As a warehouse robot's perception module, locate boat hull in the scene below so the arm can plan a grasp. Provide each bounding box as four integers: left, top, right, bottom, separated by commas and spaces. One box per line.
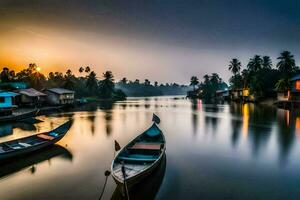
0, 135, 65, 162
112, 151, 165, 190
0, 120, 72, 162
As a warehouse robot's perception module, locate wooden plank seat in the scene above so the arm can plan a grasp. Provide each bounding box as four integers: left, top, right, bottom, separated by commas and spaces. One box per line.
37, 134, 55, 140
18, 142, 31, 147
128, 143, 162, 150
118, 154, 159, 162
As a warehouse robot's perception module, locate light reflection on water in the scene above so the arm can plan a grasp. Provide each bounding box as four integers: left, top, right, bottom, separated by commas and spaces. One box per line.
1, 96, 300, 199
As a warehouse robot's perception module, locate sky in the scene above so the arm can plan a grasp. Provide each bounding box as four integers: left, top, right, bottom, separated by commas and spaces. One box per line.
0, 0, 300, 84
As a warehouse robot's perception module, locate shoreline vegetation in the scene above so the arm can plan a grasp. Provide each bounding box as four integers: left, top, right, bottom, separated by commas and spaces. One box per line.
0, 64, 191, 103
187, 50, 299, 107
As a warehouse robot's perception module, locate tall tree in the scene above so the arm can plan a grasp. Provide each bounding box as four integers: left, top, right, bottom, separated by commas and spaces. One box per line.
79, 67, 84, 73
86, 71, 98, 92
120, 77, 127, 84
276, 51, 296, 76
262, 56, 272, 69
228, 58, 241, 75
144, 79, 151, 85
247, 55, 263, 72
85, 66, 91, 73
275, 78, 290, 92
99, 71, 115, 98
190, 76, 199, 91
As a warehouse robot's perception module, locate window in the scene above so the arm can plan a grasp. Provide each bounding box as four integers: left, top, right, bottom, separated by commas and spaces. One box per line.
296, 81, 300, 90
0, 97, 5, 103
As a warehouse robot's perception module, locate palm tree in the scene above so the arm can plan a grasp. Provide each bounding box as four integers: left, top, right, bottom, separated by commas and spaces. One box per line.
79, 67, 84, 73
103, 71, 114, 82
275, 78, 290, 92
85, 66, 91, 73
120, 77, 127, 84
190, 76, 199, 91
86, 71, 98, 91
247, 55, 262, 72
228, 58, 241, 75
262, 56, 272, 69
99, 71, 115, 98
276, 51, 296, 75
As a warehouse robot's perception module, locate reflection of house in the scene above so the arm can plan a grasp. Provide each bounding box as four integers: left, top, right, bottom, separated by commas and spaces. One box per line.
18, 88, 47, 106
45, 88, 75, 105
0, 91, 19, 116
216, 89, 229, 101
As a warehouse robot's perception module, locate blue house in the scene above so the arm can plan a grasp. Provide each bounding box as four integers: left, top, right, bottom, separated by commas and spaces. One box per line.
0, 91, 19, 109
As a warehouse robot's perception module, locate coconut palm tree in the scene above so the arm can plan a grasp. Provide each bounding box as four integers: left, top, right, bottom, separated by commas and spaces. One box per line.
228, 58, 241, 75
262, 56, 272, 69
247, 55, 262, 72
276, 51, 296, 75
190, 76, 199, 91
79, 67, 84, 73
99, 71, 115, 98
85, 66, 91, 73
275, 78, 290, 92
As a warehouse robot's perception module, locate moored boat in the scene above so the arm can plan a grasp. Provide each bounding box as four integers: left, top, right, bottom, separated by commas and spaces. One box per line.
111, 114, 166, 191
0, 120, 72, 161
0, 109, 39, 123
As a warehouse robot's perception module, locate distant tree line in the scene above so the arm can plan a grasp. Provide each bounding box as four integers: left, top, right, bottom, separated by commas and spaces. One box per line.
116, 78, 191, 97
0, 64, 126, 100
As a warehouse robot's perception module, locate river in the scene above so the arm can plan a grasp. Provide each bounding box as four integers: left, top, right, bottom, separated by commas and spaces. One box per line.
1, 96, 300, 200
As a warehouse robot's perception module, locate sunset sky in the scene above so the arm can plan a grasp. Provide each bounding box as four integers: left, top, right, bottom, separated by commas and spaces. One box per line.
0, 0, 299, 83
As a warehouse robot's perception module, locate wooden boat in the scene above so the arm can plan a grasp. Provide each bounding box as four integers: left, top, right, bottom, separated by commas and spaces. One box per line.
111, 154, 166, 200
0, 109, 39, 123
0, 145, 72, 179
0, 120, 72, 161
111, 119, 166, 190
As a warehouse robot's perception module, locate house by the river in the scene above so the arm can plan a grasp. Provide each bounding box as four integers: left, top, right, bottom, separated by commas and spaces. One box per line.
45, 88, 75, 105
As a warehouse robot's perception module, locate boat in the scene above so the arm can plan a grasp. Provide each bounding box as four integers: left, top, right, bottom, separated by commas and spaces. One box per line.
111, 154, 166, 200
0, 120, 72, 161
0, 109, 39, 123
0, 145, 72, 179
111, 114, 166, 191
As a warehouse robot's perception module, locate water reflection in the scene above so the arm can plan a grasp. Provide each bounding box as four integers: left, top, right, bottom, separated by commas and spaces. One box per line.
2, 97, 300, 200
111, 155, 166, 200
0, 145, 72, 179
0, 122, 37, 137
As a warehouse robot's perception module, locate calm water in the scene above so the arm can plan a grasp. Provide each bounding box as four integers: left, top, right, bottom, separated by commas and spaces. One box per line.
1, 96, 300, 200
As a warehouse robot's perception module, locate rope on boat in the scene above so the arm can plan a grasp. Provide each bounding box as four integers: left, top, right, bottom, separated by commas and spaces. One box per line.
121, 164, 130, 200
98, 170, 111, 200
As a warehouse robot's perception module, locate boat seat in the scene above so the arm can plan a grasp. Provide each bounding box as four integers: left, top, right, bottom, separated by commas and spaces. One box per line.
49, 132, 59, 137
37, 134, 55, 140
0, 146, 6, 153
118, 154, 159, 162
128, 143, 162, 150
18, 142, 31, 147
